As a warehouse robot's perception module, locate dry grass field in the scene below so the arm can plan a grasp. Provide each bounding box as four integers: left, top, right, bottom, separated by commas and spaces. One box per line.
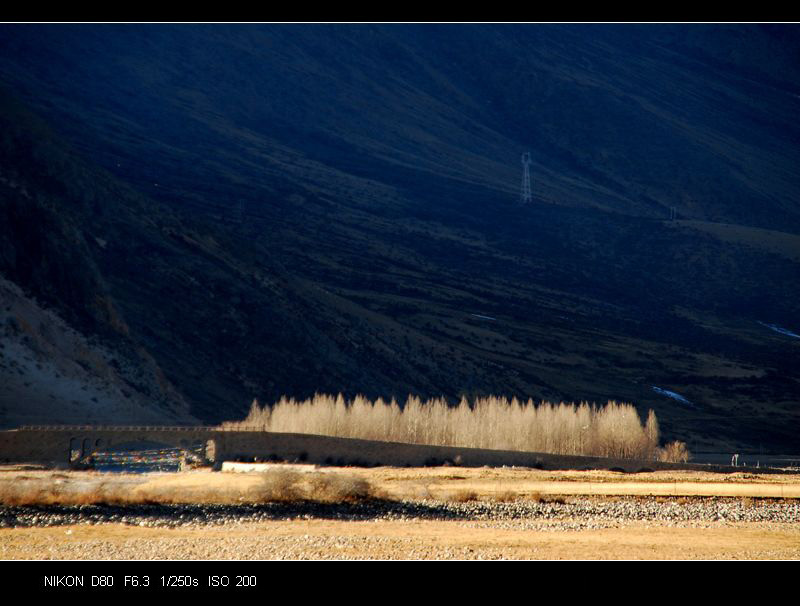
1, 464, 799, 560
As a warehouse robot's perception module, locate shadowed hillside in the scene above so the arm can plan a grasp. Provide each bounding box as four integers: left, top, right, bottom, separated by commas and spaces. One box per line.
0, 24, 798, 451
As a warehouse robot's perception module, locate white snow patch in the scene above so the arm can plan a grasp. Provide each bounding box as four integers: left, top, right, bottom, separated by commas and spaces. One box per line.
758, 321, 800, 339
651, 386, 694, 407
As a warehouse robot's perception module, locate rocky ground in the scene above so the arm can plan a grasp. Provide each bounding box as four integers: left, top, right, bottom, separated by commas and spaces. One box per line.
2, 496, 799, 530
2, 496, 799, 560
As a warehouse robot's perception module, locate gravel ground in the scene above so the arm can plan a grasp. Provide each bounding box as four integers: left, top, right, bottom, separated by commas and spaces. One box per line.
2, 496, 798, 529
2, 496, 799, 560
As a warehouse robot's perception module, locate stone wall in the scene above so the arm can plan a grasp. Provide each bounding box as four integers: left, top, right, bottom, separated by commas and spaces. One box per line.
0, 426, 753, 474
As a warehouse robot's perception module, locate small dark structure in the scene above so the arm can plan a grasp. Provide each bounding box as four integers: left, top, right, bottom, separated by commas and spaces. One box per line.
86, 444, 207, 473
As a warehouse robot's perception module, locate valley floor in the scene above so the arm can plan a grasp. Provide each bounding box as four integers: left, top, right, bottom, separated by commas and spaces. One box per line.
1, 466, 799, 560
3, 518, 799, 560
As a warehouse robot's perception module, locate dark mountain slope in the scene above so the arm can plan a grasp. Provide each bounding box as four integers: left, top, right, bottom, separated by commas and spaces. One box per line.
0, 25, 798, 450
1, 25, 799, 230
0, 91, 338, 422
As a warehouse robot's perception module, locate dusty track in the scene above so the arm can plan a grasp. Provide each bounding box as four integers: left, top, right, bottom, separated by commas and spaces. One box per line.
3, 518, 799, 560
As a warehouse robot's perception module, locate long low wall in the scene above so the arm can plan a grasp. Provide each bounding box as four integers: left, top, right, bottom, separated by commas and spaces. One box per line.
0, 427, 218, 465
0, 426, 762, 474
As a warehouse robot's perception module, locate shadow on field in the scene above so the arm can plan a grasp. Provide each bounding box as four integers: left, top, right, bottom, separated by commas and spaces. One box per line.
0, 500, 478, 528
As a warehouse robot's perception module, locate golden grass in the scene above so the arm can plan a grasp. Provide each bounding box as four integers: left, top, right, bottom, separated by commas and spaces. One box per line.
2, 467, 797, 508
0, 480, 160, 506
0, 470, 382, 506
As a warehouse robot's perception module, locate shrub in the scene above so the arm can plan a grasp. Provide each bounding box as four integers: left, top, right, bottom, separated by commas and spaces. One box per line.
527, 491, 565, 504
493, 490, 517, 503
258, 470, 376, 503
259, 470, 304, 502
657, 441, 690, 463
309, 473, 373, 503
449, 489, 479, 502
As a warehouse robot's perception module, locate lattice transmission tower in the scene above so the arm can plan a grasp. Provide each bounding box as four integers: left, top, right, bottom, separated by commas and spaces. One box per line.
520, 151, 532, 205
